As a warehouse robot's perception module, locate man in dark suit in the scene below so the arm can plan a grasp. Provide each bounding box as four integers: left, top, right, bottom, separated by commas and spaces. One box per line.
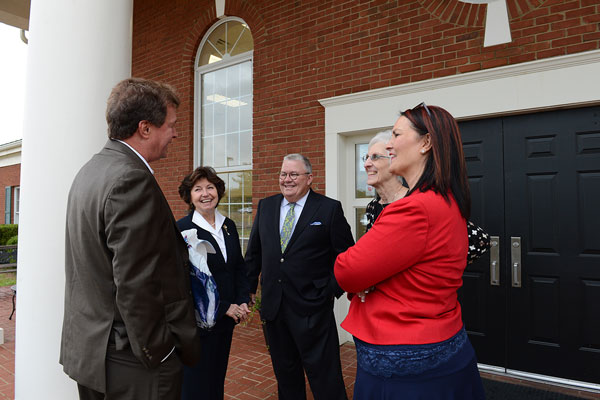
60, 78, 200, 400
245, 154, 354, 400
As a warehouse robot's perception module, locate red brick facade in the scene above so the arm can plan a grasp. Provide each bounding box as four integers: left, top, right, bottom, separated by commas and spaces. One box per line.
131, 0, 600, 218
0, 164, 21, 224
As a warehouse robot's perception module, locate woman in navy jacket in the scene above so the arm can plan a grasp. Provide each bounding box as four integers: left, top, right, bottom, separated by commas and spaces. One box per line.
177, 166, 250, 400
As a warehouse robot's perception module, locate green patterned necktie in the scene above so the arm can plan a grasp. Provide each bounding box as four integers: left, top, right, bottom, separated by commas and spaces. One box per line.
280, 203, 296, 252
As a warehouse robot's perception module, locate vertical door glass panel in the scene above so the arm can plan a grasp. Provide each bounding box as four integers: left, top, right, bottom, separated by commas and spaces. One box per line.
355, 208, 368, 240
355, 143, 375, 198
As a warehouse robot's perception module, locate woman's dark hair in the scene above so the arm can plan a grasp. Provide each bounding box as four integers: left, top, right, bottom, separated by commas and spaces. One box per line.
401, 104, 471, 219
178, 166, 226, 211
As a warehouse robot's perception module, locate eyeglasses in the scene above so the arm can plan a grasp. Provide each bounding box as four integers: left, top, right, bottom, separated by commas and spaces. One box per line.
361, 154, 390, 162
279, 172, 310, 180
413, 101, 432, 118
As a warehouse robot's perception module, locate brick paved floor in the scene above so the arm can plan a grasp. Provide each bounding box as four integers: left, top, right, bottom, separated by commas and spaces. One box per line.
226, 315, 356, 399
0, 287, 598, 399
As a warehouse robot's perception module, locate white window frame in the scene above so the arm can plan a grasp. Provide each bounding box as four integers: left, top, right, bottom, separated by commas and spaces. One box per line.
193, 16, 254, 171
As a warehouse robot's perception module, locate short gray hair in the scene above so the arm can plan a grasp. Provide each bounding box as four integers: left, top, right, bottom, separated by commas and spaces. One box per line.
283, 153, 312, 174
368, 130, 392, 149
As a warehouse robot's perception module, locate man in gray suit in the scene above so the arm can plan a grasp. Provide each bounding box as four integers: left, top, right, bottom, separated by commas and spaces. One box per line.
60, 78, 200, 399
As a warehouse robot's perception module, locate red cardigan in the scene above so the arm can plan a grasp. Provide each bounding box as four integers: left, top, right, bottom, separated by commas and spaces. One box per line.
334, 190, 467, 345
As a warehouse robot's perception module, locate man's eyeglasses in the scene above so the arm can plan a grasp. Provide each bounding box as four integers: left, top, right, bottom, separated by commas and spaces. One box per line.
279, 172, 310, 180
361, 154, 390, 162
413, 101, 432, 118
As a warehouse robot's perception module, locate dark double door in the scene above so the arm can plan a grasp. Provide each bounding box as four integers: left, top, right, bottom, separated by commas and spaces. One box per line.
458, 106, 600, 384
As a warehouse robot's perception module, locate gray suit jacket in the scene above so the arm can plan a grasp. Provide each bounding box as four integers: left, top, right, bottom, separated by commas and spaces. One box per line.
60, 140, 200, 392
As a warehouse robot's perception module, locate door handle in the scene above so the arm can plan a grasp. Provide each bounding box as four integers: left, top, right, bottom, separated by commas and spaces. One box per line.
511, 237, 521, 287
490, 236, 500, 286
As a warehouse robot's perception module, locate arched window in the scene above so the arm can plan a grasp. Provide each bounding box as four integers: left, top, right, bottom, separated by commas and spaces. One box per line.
195, 17, 253, 251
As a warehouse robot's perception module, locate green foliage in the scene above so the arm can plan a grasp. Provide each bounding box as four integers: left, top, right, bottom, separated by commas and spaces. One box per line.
0, 272, 16, 287
6, 235, 17, 246
0, 225, 18, 245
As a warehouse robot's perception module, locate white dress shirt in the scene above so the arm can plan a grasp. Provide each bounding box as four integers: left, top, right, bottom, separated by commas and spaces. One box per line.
116, 140, 154, 174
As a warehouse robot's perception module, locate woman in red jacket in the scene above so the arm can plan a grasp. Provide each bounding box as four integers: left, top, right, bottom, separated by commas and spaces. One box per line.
334, 103, 485, 399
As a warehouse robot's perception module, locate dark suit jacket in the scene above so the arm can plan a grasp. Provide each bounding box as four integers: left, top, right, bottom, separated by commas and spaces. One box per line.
177, 212, 250, 327
60, 140, 200, 392
245, 190, 354, 321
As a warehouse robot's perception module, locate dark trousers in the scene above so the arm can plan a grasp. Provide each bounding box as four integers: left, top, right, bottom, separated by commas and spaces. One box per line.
181, 318, 235, 400
77, 343, 183, 400
264, 299, 348, 400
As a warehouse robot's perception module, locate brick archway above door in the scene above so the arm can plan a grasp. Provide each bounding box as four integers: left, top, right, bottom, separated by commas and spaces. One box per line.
417, 0, 547, 27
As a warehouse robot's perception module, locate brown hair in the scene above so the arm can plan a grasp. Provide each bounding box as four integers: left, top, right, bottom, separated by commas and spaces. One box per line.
401, 104, 471, 219
178, 166, 226, 211
106, 77, 180, 140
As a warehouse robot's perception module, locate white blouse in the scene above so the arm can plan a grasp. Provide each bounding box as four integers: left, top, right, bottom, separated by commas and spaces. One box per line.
192, 209, 228, 262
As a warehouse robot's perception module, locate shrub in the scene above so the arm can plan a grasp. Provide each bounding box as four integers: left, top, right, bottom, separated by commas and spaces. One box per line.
6, 235, 17, 246
0, 225, 18, 245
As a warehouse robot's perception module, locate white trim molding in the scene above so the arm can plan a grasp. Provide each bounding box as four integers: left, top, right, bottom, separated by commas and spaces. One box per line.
0, 140, 22, 168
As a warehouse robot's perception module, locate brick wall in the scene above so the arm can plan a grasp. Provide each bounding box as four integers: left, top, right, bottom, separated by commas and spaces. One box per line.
0, 164, 21, 224
132, 0, 600, 218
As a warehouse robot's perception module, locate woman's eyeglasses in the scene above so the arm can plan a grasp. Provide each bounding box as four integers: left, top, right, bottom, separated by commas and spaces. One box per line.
362, 154, 390, 162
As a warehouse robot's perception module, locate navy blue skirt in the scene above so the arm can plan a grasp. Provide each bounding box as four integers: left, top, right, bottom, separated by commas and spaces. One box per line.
353, 327, 485, 400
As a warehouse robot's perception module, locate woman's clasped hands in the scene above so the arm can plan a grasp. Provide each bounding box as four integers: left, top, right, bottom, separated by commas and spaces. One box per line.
226, 303, 251, 324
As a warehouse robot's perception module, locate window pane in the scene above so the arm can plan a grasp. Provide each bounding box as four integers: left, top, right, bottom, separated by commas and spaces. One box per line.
226, 132, 239, 167
230, 28, 254, 57
226, 103, 239, 133
202, 136, 213, 166
215, 69, 227, 101
207, 23, 227, 55
228, 172, 243, 204
199, 44, 223, 66
355, 208, 368, 240
355, 143, 375, 198
242, 171, 252, 231
239, 95, 251, 131
240, 130, 251, 166
213, 102, 226, 135
203, 72, 215, 102
226, 64, 240, 99
213, 134, 227, 168
217, 203, 229, 219
202, 104, 213, 137
240, 62, 252, 96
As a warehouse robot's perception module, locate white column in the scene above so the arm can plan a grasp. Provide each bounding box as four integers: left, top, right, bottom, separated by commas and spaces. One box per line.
16, 1, 132, 398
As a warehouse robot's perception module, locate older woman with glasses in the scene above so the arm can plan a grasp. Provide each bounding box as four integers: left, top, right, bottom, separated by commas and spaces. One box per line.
363, 130, 408, 232
335, 104, 485, 399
